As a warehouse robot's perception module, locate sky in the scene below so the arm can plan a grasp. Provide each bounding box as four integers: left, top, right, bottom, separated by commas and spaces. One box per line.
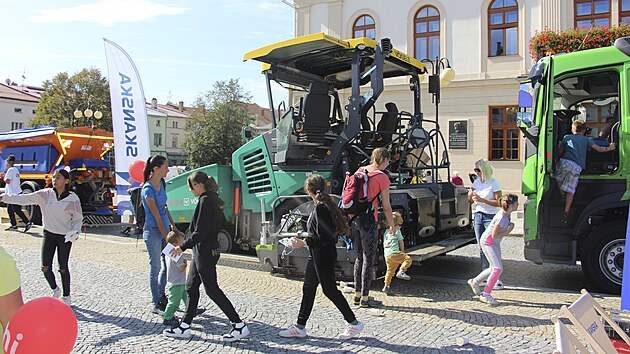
0, 0, 295, 108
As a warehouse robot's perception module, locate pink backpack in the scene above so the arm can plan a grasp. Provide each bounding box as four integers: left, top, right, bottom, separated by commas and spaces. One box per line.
340, 168, 381, 216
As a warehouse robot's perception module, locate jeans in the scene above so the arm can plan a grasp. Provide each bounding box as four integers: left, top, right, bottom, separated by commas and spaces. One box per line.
42, 230, 72, 296
143, 226, 167, 306
473, 212, 495, 271
473, 239, 503, 295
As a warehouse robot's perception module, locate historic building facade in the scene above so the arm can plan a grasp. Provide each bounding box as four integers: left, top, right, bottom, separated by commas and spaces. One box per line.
291, 0, 629, 192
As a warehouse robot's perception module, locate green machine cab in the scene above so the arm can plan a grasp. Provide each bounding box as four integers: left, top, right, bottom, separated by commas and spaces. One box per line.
518, 38, 630, 294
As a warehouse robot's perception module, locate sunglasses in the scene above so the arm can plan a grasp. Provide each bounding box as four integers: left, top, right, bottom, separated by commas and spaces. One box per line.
474, 168, 481, 173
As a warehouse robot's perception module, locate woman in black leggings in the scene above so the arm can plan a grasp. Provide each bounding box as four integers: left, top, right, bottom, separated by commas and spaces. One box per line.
164, 171, 249, 342
1, 169, 82, 306
278, 174, 364, 340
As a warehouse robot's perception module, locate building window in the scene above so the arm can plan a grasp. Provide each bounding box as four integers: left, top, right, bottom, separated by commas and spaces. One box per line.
575, 0, 610, 28
172, 121, 178, 129
154, 133, 162, 147
488, 0, 518, 57
414, 6, 440, 60
353, 15, 375, 39
171, 136, 178, 148
156, 120, 161, 127
489, 106, 520, 160
11, 122, 23, 130
621, 0, 630, 24
13, 108, 22, 113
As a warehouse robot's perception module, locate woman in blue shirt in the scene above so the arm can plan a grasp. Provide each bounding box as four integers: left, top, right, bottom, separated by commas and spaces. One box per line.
141, 155, 176, 315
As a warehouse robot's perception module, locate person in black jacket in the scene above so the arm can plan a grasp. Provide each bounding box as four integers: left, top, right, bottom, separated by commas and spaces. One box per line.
163, 171, 249, 342
278, 174, 364, 340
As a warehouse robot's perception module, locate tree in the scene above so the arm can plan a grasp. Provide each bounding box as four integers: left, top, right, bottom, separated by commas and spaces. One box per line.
30, 68, 112, 131
185, 79, 253, 168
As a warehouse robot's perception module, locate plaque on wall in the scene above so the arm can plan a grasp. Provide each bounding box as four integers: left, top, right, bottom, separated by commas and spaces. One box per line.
449, 120, 467, 150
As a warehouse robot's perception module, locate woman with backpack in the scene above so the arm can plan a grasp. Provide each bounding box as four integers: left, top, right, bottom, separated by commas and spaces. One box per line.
141, 155, 176, 315
351, 147, 395, 308
278, 174, 364, 340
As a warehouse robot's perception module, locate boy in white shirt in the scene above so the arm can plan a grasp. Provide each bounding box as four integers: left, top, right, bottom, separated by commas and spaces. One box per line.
2, 155, 32, 232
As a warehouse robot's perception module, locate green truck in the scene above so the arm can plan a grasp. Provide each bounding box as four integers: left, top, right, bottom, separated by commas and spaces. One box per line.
166, 33, 474, 277
519, 37, 630, 294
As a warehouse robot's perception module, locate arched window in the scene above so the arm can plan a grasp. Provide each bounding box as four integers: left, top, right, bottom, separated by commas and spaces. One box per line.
488, 0, 518, 57
414, 6, 440, 61
620, 0, 630, 25
574, 0, 610, 28
353, 15, 375, 39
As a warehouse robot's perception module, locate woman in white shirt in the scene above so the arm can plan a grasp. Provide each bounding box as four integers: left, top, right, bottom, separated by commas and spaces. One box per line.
468, 159, 502, 276
1, 169, 82, 306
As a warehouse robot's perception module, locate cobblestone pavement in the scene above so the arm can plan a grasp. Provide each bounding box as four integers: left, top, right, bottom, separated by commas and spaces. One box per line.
0, 225, 621, 353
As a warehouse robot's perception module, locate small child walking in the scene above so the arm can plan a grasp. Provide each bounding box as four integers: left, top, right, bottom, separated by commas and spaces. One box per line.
162, 230, 188, 326
382, 211, 412, 296
467, 194, 519, 305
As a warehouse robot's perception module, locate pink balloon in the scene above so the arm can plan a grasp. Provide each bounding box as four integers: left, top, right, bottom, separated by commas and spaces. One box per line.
128, 160, 146, 182
3, 297, 78, 354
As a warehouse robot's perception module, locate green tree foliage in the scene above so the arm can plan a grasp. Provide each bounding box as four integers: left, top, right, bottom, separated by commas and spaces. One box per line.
30, 68, 112, 131
185, 79, 253, 168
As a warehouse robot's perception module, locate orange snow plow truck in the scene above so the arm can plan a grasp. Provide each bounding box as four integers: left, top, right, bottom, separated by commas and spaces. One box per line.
0, 125, 116, 225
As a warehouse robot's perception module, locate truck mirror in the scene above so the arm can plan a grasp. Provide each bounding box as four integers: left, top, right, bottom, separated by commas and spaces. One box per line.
518, 83, 532, 109
517, 112, 532, 127
528, 61, 546, 88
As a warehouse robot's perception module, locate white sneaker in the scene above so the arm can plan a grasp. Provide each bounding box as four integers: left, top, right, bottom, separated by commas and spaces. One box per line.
222, 322, 249, 342
278, 324, 307, 338
163, 324, 192, 339
493, 280, 505, 290
339, 321, 364, 340
467, 279, 481, 296
52, 287, 62, 299
479, 293, 499, 306
396, 272, 411, 280
61, 295, 72, 306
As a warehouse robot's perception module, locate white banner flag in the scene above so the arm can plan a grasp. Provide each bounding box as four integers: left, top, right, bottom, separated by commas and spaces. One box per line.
104, 39, 150, 215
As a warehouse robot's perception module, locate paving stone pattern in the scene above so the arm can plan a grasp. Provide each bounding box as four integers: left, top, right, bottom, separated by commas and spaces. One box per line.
1, 226, 621, 353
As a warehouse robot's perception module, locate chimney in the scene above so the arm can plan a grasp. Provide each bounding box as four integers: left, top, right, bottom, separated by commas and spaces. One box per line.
151, 98, 157, 109
178, 101, 184, 112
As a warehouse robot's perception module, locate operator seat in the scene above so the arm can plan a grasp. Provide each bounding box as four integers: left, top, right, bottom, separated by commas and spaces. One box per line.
297, 82, 330, 144
360, 102, 400, 147
374, 102, 400, 146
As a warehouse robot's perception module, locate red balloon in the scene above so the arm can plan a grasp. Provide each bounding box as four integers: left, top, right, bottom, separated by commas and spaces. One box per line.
128, 159, 146, 182
3, 297, 77, 354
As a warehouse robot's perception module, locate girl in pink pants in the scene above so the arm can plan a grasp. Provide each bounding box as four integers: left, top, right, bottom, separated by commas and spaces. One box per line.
467, 194, 519, 305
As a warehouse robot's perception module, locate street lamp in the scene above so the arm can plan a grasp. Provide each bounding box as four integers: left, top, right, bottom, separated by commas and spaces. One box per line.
420, 57, 456, 182
73, 102, 103, 127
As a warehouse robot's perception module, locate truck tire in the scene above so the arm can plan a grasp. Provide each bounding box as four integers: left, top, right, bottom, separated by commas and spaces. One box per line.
21, 182, 42, 225
217, 229, 233, 254
581, 221, 625, 295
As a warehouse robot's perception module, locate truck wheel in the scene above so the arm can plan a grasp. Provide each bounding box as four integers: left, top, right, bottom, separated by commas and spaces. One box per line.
217, 229, 233, 254
582, 221, 625, 294
21, 183, 42, 225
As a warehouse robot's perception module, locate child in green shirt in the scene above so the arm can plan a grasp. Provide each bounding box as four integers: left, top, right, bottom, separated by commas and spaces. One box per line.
382, 212, 412, 295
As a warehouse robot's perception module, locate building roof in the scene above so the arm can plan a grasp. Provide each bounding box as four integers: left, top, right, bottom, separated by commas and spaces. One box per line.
155, 102, 191, 118
246, 103, 273, 125
0, 83, 41, 103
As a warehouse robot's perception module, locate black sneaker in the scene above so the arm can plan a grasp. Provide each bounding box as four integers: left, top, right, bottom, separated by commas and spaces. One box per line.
158, 295, 168, 310
359, 298, 383, 308
163, 317, 179, 326
120, 227, 131, 235
23, 222, 33, 233
196, 308, 206, 316
5, 225, 18, 231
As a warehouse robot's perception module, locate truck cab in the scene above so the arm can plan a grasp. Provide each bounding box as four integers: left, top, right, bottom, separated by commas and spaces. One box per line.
519, 38, 630, 293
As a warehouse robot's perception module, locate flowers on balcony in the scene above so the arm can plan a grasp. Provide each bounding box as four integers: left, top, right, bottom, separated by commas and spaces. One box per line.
530, 24, 630, 61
